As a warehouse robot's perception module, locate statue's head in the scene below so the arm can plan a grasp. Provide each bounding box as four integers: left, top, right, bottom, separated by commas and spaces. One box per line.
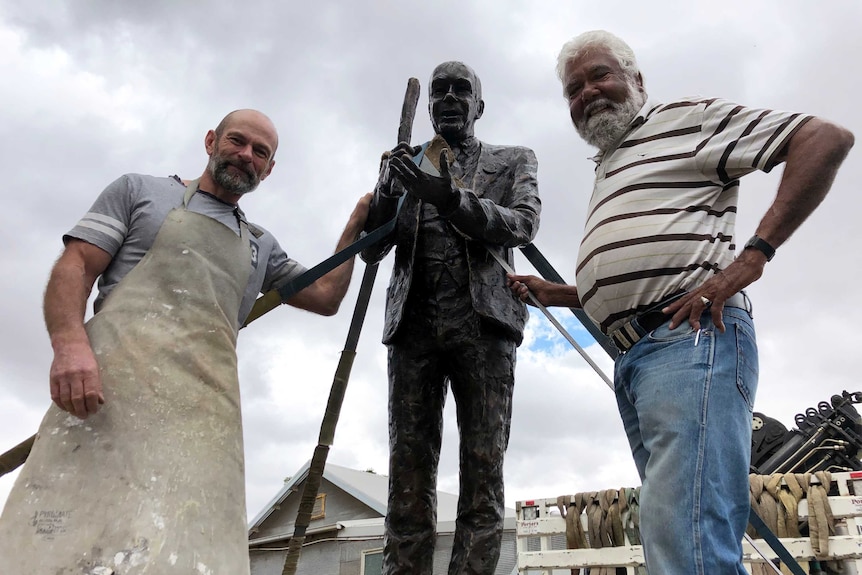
428, 61, 484, 142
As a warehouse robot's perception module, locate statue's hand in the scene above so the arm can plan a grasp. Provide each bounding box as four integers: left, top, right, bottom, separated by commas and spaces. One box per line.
377, 142, 422, 198
389, 149, 458, 210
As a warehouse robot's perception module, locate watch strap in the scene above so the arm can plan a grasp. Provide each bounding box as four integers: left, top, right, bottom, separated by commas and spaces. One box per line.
744, 235, 776, 262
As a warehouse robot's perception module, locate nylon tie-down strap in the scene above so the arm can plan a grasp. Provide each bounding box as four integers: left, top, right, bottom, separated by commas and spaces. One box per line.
484, 246, 613, 389
518, 243, 619, 359
748, 509, 808, 575
243, 202, 393, 327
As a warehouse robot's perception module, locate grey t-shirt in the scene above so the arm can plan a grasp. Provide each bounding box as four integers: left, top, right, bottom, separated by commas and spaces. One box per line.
65, 173, 307, 324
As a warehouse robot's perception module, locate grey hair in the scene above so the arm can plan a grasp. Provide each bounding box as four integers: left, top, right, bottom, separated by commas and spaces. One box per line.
556, 30, 641, 93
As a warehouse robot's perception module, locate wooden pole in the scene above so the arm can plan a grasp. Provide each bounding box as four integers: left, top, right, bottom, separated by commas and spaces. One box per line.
279, 77, 421, 575
0, 434, 35, 478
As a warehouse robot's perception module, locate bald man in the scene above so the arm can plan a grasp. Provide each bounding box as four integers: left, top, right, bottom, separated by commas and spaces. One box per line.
0, 109, 371, 574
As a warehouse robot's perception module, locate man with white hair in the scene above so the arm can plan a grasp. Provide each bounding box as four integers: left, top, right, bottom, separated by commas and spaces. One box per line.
509, 31, 853, 574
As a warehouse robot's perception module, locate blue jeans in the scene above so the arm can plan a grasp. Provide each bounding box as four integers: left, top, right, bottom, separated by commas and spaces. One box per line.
614, 306, 758, 575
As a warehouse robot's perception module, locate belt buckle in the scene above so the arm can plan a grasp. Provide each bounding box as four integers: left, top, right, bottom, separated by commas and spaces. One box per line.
610, 319, 642, 352
609, 291, 686, 353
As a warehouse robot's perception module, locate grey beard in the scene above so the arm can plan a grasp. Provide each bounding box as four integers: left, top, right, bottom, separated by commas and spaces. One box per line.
577, 92, 647, 152
208, 156, 259, 196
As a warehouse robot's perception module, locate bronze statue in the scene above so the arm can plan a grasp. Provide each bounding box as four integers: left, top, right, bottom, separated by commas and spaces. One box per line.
362, 61, 541, 574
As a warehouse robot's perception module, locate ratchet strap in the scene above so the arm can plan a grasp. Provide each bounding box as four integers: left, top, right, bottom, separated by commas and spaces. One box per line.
242, 206, 396, 327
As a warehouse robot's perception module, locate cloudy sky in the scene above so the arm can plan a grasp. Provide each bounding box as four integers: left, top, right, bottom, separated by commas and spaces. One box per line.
1, 0, 860, 525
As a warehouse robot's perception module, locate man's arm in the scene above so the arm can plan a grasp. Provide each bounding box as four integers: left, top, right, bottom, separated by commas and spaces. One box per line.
44, 239, 113, 419
507, 273, 581, 308
668, 117, 854, 331
753, 118, 854, 248
286, 193, 372, 315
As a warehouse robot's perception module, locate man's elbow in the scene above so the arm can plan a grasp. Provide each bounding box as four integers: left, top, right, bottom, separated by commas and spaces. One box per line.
314, 288, 343, 316
317, 301, 340, 317
835, 125, 855, 155
814, 119, 854, 159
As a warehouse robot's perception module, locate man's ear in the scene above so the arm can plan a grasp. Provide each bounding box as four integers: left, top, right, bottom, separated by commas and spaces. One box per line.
475, 99, 485, 120
205, 130, 216, 155
636, 72, 645, 91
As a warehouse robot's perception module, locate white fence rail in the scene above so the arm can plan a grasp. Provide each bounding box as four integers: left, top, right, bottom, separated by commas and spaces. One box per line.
516, 471, 862, 574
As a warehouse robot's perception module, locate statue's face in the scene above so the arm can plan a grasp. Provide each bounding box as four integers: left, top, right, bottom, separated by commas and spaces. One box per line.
428, 62, 484, 141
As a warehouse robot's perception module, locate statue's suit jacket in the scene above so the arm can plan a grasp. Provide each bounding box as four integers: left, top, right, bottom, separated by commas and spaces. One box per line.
361, 140, 541, 345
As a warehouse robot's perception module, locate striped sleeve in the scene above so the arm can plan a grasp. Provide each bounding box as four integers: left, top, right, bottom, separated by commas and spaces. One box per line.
695, 98, 813, 183
260, 235, 308, 294
63, 175, 134, 256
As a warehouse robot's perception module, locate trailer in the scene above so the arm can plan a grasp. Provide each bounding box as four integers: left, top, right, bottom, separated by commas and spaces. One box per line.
516, 471, 862, 573
515, 390, 862, 575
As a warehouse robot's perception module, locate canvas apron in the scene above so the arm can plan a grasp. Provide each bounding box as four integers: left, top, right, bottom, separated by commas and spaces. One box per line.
0, 182, 253, 575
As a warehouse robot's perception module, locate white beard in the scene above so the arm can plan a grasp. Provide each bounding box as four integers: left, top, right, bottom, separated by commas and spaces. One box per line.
576, 87, 647, 151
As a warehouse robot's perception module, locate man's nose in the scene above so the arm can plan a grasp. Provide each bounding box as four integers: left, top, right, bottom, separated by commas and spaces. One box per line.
237, 144, 254, 162
581, 82, 600, 102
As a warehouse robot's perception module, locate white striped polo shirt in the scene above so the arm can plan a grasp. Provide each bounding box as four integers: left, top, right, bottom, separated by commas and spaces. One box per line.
575, 97, 812, 335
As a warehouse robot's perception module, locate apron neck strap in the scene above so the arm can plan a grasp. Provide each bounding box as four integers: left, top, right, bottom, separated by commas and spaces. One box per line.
183, 179, 200, 207
181, 178, 250, 243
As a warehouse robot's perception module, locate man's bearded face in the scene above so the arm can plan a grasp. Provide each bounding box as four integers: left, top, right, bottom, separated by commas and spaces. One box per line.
574, 77, 646, 151
208, 142, 261, 196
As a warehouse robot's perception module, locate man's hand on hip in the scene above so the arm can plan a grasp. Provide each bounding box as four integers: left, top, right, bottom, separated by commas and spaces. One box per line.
664, 251, 766, 333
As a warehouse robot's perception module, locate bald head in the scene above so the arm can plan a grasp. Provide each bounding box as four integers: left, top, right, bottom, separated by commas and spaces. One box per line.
214, 109, 279, 155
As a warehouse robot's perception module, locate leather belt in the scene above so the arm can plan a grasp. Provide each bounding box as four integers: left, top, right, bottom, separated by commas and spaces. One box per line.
609, 291, 751, 353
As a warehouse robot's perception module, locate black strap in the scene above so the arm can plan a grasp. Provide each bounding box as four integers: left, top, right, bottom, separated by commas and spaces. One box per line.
748, 508, 809, 575
275, 198, 402, 303
241, 207, 400, 327
518, 243, 619, 359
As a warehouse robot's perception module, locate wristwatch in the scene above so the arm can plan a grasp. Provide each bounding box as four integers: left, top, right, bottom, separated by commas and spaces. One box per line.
744, 235, 776, 262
